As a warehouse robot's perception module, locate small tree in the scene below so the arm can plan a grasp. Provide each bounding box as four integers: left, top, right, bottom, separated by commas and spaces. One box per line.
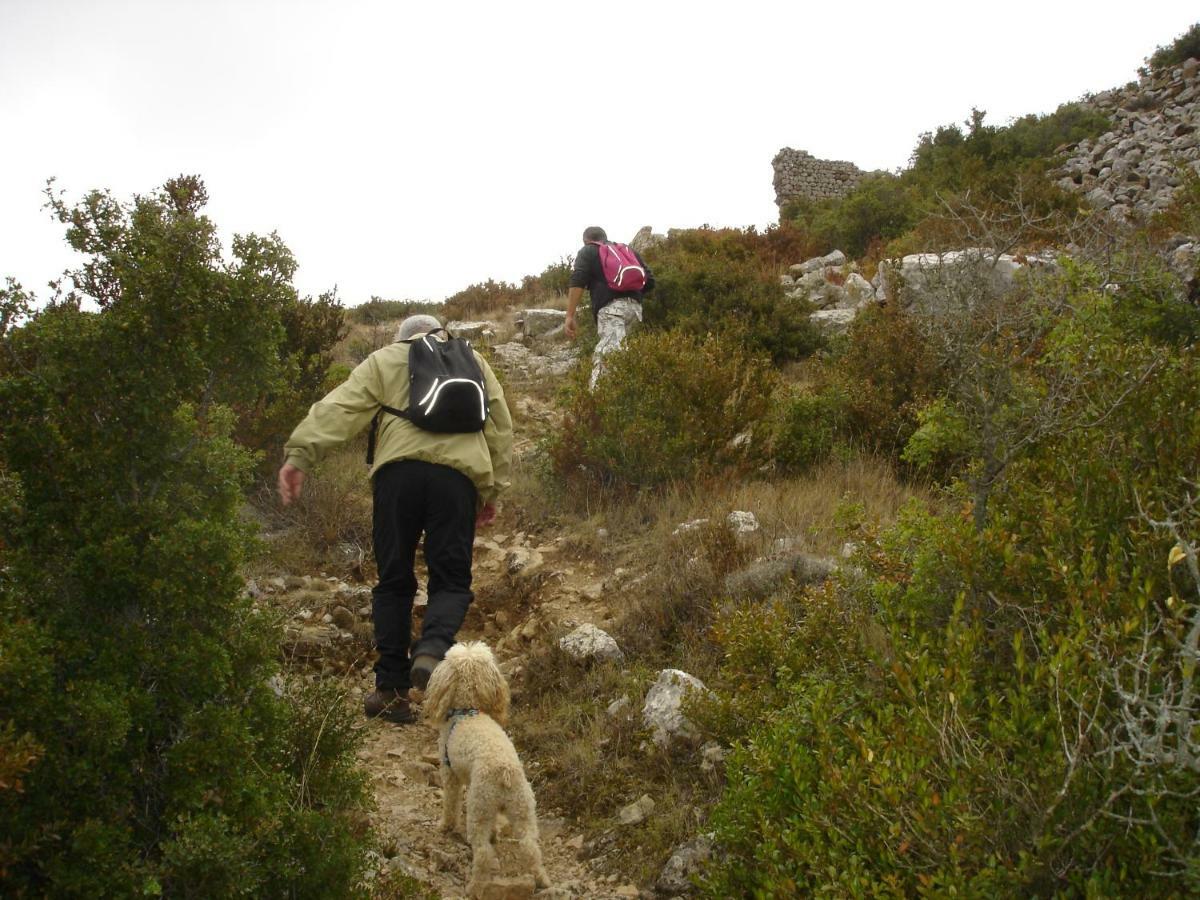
0, 178, 367, 895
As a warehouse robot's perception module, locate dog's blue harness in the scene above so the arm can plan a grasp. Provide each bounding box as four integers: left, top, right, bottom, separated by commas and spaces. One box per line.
443, 707, 479, 771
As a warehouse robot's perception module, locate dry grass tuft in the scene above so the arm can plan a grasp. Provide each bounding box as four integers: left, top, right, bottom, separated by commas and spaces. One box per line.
262, 442, 375, 578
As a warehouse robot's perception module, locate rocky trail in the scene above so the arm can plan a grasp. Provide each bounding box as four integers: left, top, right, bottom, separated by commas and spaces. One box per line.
356, 515, 644, 900
359, 702, 640, 900
261, 327, 666, 898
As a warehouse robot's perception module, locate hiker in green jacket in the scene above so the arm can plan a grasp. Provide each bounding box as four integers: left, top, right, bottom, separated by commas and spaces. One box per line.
278, 313, 513, 724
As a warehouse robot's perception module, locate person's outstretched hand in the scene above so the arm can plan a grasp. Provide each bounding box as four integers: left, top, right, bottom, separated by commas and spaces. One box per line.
476, 502, 497, 528
278, 462, 305, 506
564, 313, 577, 340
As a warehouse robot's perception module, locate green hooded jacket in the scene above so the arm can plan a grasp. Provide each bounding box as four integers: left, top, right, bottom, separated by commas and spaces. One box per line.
283, 335, 513, 506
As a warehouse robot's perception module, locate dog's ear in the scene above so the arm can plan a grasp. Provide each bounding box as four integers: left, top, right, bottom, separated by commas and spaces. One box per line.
421, 658, 454, 724
475, 660, 511, 727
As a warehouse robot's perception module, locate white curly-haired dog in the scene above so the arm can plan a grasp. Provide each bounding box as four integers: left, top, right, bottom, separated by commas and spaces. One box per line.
422, 641, 550, 897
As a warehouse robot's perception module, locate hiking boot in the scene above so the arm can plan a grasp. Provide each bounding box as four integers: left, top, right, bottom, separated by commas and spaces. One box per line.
363, 688, 416, 724
410, 654, 440, 692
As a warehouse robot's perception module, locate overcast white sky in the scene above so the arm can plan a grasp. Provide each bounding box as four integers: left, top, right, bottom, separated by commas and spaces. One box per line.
1, 1, 1195, 304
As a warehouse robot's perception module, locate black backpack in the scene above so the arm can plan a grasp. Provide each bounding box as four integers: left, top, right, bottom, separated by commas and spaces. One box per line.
366, 329, 489, 464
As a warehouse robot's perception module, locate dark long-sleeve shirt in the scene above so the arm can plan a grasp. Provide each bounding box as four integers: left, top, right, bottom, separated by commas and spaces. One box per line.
568, 242, 655, 317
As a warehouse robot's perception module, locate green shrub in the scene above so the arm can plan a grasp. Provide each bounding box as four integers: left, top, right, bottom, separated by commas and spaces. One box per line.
768, 384, 849, 473
759, 302, 946, 476
0, 179, 369, 895
785, 104, 1106, 258
551, 329, 777, 489
442, 278, 525, 319
535, 255, 573, 296
237, 289, 348, 470
700, 266, 1200, 895
345, 296, 435, 326
900, 396, 974, 477
819, 302, 945, 465
441, 256, 571, 321
785, 173, 921, 258
641, 226, 825, 363
1144, 22, 1200, 74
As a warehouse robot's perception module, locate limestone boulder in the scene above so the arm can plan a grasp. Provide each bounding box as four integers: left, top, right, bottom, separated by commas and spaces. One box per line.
840, 272, 876, 309
790, 249, 847, 276
284, 624, 338, 659
527, 346, 580, 378
1170, 241, 1198, 285
616, 794, 655, 826
445, 320, 496, 344
810, 308, 858, 335
726, 510, 759, 534
875, 249, 1038, 308
657, 834, 715, 895
643, 669, 710, 747
558, 623, 625, 664
519, 308, 567, 339
629, 225, 667, 254
492, 341, 531, 368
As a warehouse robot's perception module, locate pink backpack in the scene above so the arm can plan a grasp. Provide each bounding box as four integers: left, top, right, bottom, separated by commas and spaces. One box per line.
591, 241, 647, 292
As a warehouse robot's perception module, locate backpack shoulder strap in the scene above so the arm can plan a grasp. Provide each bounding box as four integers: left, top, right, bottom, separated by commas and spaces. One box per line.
367, 403, 412, 465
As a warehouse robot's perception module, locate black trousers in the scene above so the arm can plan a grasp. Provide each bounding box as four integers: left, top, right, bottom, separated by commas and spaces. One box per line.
371, 460, 477, 690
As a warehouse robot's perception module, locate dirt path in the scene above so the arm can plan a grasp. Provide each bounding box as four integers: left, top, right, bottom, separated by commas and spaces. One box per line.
359, 710, 641, 899
267, 348, 649, 897
354, 541, 641, 899
355, 377, 644, 898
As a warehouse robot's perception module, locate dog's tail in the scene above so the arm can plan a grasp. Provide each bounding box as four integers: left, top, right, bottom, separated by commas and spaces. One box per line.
498, 765, 515, 790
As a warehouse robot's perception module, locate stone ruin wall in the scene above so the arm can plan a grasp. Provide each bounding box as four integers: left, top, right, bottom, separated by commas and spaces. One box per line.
772, 148, 870, 210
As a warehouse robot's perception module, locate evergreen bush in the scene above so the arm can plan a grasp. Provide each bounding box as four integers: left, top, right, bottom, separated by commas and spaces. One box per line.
767, 385, 849, 473
640, 226, 824, 363
0, 178, 369, 896
1144, 22, 1200, 74
551, 329, 776, 490
345, 297, 434, 326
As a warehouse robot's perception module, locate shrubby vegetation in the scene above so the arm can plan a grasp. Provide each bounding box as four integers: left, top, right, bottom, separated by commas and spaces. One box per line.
640, 225, 823, 362
784, 103, 1109, 257
441, 256, 572, 321
511, 33, 1200, 890
0, 178, 367, 895
237, 287, 347, 467
697, 200, 1200, 892
3, 22, 1196, 894
533, 62, 1200, 886
769, 301, 945, 473
550, 329, 776, 490
1144, 22, 1200, 74
345, 296, 435, 327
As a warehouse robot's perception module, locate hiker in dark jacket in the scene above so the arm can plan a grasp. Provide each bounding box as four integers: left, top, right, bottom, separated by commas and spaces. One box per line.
564, 226, 654, 389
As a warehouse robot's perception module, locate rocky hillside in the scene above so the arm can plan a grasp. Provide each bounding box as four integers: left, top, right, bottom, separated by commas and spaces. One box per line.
1055, 56, 1200, 220
257, 45, 1200, 900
